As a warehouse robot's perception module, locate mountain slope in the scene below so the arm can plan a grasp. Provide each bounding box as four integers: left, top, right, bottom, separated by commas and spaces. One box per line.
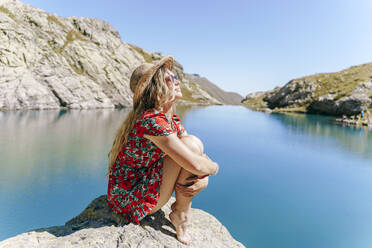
0, 0, 237, 110
185, 74, 243, 105
242, 63, 372, 116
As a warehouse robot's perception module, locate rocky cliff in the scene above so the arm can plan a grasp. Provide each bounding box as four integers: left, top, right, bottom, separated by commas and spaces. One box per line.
0, 196, 245, 248
185, 74, 244, 105
242, 63, 372, 116
0, 0, 232, 111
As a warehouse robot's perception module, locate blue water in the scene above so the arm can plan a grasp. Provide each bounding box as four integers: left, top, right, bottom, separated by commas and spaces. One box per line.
1, 105, 372, 247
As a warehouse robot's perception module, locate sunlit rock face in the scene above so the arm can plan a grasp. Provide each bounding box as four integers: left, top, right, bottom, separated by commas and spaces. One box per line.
0, 0, 224, 110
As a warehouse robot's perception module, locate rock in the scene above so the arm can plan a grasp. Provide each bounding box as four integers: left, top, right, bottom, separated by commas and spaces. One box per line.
307, 81, 372, 115
264, 108, 272, 114
307, 95, 370, 116
306, 96, 337, 115
353, 81, 372, 94
0, 195, 245, 248
242, 63, 372, 116
242, 91, 266, 102
264, 79, 318, 108
0, 0, 238, 110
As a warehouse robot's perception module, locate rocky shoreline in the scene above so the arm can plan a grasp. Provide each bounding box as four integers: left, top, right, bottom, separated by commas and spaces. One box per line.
242, 63, 372, 118
334, 117, 372, 128
0, 195, 245, 248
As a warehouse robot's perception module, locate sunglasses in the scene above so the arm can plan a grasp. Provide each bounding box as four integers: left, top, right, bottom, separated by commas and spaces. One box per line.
166, 74, 179, 83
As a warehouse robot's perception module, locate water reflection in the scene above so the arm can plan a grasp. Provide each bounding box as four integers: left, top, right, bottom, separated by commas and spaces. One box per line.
0, 105, 197, 190
0, 109, 122, 190
270, 112, 372, 160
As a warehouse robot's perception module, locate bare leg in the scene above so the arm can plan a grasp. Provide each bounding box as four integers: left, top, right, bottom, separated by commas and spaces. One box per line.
170, 135, 204, 245
148, 135, 204, 214
148, 155, 181, 214
169, 169, 194, 245
148, 135, 205, 245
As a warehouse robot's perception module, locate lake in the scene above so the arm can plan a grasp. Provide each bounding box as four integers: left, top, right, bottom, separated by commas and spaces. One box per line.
1, 105, 372, 247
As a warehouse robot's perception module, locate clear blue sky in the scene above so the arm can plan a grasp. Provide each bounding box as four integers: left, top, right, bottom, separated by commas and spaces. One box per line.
22, 0, 372, 96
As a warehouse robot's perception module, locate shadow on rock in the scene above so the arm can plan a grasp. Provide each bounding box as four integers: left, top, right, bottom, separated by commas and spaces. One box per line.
34, 195, 176, 239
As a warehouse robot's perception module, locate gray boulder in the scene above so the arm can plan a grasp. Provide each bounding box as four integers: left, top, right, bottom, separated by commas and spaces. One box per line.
265, 80, 318, 108
0, 195, 245, 248
307, 81, 372, 115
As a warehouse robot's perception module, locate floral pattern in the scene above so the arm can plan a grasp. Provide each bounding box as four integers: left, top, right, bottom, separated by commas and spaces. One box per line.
107, 109, 186, 224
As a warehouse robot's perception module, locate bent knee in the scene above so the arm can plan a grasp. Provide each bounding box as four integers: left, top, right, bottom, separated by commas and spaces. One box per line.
180, 134, 204, 154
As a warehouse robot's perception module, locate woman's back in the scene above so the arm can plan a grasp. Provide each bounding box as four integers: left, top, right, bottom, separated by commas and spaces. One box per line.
107, 109, 185, 224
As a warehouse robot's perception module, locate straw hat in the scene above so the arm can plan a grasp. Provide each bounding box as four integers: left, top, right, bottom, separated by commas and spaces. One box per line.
130, 56, 174, 105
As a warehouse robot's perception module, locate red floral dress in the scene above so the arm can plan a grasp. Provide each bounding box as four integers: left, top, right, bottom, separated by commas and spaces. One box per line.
107, 109, 186, 224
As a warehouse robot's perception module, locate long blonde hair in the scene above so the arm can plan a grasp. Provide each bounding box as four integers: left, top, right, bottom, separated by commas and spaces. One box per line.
106, 65, 175, 176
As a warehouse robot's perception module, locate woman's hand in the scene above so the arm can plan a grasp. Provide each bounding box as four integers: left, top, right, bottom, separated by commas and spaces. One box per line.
176, 175, 209, 197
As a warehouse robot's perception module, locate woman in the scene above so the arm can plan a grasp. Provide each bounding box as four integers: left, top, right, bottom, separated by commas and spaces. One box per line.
107, 56, 219, 245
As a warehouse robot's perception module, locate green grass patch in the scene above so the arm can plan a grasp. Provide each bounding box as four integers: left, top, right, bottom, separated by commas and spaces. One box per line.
188, 81, 199, 91
128, 44, 153, 63
180, 87, 205, 103
47, 15, 66, 29
241, 95, 267, 109
272, 106, 307, 113
297, 62, 372, 100
333, 92, 349, 101
59, 30, 88, 53
0, 6, 17, 22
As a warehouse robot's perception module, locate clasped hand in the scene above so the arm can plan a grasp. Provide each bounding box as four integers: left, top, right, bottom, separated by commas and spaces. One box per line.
176, 174, 209, 197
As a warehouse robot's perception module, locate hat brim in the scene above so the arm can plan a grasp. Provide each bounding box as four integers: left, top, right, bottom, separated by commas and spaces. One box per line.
133, 56, 174, 105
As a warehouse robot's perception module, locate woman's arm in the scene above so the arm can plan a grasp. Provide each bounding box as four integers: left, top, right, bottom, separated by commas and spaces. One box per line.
144, 133, 218, 176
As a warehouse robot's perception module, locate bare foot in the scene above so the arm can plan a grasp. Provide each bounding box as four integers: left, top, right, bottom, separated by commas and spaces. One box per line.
169, 210, 191, 245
